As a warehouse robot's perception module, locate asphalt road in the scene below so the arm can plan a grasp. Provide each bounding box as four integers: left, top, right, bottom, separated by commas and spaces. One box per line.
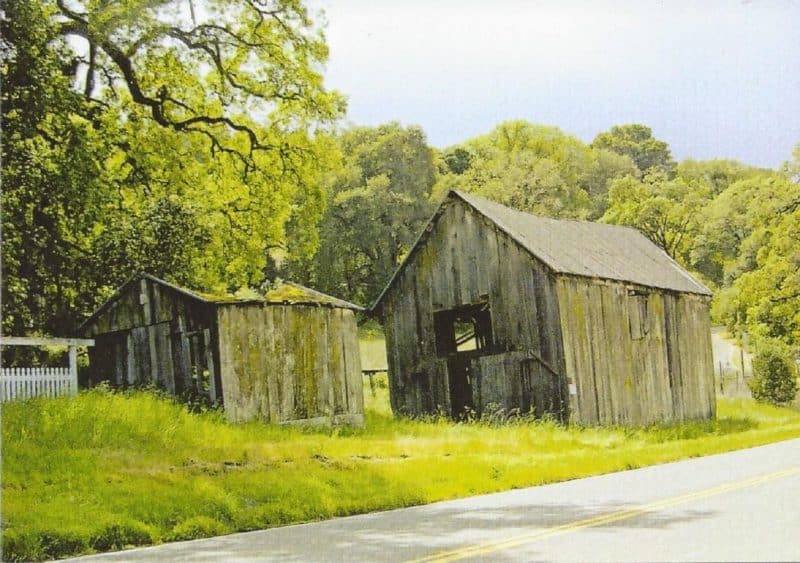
72, 439, 800, 563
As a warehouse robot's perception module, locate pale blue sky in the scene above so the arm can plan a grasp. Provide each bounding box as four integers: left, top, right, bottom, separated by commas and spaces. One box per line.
312, 0, 800, 169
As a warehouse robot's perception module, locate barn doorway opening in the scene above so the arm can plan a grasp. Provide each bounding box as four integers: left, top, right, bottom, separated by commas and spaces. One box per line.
434, 303, 492, 356
433, 303, 493, 418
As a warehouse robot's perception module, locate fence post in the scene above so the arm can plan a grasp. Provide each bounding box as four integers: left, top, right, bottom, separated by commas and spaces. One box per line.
68, 345, 78, 395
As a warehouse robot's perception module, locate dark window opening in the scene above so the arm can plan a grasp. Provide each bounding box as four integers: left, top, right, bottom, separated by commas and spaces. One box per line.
627, 289, 649, 340
434, 303, 493, 357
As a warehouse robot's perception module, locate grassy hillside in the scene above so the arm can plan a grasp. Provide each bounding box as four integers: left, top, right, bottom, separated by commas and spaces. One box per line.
3, 379, 800, 561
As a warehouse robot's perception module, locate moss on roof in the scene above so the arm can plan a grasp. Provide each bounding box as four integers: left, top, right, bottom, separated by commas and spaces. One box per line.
264, 282, 362, 310
81, 274, 362, 333
193, 281, 362, 310
192, 290, 249, 303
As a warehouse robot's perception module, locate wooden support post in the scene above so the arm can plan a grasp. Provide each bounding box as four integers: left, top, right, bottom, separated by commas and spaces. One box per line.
740, 346, 745, 384
68, 345, 79, 395
204, 328, 217, 403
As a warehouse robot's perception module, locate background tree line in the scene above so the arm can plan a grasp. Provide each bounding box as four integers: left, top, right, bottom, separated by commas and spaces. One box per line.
293, 120, 800, 366
3, 1, 799, 365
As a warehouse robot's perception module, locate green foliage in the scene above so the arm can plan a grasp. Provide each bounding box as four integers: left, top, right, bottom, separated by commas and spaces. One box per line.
749, 341, 799, 405
1, 0, 116, 336
288, 123, 437, 305
592, 124, 675, 175
693, 176, 798, 286
2, 531, 45, 563
602, 170, 711, 260
166, 517, 230, 542
676, 159, 773, 195
442, 146, 474, 175
89, 522, 156, 552
92, 197, 210, 288
435, 121, 637, 221
1, 0, 343, 337
699, 173, 800, 342
781, 143, 800, 183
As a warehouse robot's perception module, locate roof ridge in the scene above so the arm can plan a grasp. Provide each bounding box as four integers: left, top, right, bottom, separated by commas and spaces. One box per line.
372, 190, 711, 313
452, 189, 644, 234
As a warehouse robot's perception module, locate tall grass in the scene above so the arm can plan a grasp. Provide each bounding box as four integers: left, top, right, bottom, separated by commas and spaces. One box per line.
3, 378, 800, 561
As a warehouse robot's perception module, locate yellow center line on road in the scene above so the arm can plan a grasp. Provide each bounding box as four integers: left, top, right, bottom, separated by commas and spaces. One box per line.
409, 467, 800, 563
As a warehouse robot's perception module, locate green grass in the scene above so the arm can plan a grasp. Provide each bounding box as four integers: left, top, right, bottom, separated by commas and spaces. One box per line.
357, 324, 388, 371
3, 378, 800, 562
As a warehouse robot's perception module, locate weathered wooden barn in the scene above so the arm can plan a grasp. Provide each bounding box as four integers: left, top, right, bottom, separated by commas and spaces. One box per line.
372, 190, 715, 425
81, 273, 364, 425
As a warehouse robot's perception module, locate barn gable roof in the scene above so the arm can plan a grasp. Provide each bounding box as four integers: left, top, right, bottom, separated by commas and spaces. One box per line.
81, 273, 363, 331
372, 190, 711, 311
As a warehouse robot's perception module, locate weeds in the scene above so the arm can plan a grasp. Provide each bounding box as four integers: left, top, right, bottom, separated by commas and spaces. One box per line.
3, 385, 800, 561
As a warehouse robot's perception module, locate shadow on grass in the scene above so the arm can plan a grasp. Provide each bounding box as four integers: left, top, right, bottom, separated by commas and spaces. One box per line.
638, 417, 757, 443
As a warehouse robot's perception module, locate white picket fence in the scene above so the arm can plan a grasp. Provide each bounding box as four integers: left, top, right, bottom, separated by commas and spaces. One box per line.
0, 336, 93, 403
0, 367, 77, 402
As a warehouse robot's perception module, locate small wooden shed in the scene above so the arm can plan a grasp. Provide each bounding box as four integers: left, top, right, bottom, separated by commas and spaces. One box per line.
372, 190, 715, 425
81, 273, 364, 425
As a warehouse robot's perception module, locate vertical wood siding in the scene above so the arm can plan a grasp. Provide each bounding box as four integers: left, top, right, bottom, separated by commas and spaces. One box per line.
380, 197, 714, 425
85, 278, 218, 401
216, 304, 364, 425
382, 198, 567, 417
556, 277, 715, 425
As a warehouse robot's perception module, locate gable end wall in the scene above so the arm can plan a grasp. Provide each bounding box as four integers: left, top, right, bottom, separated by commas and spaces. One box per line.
382, 198, 567, 416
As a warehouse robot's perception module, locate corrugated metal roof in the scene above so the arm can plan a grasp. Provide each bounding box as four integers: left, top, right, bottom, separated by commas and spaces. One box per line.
454, 190, 711, 296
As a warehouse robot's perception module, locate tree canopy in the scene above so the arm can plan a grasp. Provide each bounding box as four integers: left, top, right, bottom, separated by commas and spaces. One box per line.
592, 124, 675, 176
602, 171, 711, 260
433, 120, 637, 220
288, 123, 437, 306
1, 0, 343, 336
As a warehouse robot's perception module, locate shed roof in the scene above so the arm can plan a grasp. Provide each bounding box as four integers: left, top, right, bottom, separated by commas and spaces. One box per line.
373, 190, 711, 310
80, 273, 363, 331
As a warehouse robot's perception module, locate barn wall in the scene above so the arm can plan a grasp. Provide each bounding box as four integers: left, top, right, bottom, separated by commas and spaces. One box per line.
85, 278, 220, 401
216, 304, 363, 425
382, 198, 567, 418
556, 277, 714, 425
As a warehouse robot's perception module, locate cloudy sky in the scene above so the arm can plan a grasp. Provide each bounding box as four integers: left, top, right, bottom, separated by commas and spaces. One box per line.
311, 0, 800, 169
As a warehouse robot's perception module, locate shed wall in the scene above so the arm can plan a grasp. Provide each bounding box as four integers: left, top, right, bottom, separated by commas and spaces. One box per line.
382, 198, 567, 417
216, 304, 364, 425
556, 277, 715, 425
85, 278, 221, 401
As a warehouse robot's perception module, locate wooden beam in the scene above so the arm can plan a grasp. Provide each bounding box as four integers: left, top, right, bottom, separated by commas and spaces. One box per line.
68, 346, 79, 394
0, 336, 95, 347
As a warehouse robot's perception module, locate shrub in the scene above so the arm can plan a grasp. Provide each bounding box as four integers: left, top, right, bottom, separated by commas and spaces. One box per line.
166, 516, 230, 542
749, 342, 798, 405
2, 531, 44, 562
39, 530, 88, 559
0, 529, 87, 561
89, 521, 156, 551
